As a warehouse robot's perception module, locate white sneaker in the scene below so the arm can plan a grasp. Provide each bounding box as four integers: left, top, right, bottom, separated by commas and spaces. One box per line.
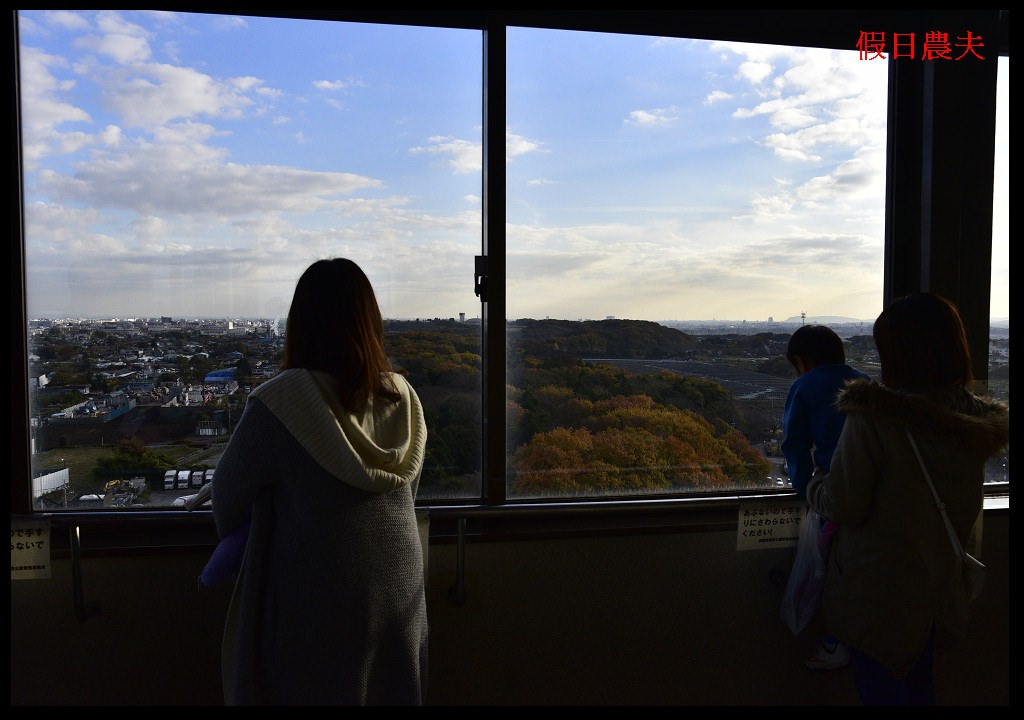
805, 641, 849, 670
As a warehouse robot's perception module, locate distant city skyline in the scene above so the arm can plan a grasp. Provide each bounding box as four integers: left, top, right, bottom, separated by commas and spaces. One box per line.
18, 11, 1009, 323
28, 313, 1010, 332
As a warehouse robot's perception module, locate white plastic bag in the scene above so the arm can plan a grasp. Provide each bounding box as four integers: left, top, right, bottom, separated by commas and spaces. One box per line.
779, 508, 830, 636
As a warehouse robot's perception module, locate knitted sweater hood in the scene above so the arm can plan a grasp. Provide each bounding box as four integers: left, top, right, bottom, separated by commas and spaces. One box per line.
247, 368, 427, 493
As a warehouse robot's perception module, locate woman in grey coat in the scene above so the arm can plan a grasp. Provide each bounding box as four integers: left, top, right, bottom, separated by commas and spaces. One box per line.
212, 258, 428, 705
807, 292, 1008, 705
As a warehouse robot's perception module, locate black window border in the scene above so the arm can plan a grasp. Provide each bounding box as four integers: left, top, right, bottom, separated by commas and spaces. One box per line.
8, 10, 1010, 542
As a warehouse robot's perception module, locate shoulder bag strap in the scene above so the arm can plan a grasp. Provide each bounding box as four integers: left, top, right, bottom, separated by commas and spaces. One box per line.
906, 428, 966, 557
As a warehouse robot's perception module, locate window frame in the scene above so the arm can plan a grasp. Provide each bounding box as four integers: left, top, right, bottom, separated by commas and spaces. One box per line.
8, 10, 1009, 534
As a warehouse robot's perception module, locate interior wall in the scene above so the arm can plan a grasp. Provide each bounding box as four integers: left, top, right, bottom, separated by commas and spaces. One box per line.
10, 511, 1009, 706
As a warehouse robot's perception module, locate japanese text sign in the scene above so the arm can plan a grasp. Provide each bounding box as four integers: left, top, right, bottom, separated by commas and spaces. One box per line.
736, 500, 805, 551
11, 519, 51, 580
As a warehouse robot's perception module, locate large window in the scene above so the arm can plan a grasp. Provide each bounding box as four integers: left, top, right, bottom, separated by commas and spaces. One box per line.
18, 11, 482, 508
505, 28, 887, 499
11, 10, 1008, 516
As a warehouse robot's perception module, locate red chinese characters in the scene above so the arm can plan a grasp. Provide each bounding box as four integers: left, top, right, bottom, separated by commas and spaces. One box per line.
857, 30, 985, 60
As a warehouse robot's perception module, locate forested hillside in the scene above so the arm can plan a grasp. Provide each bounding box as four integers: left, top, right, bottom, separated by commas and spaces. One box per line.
386, 318, 771, 498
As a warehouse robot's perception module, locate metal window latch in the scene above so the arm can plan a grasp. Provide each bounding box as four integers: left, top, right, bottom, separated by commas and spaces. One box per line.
474, 255, 487, 302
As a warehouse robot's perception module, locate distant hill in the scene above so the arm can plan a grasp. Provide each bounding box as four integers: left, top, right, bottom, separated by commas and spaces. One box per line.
510, 318, 699, 359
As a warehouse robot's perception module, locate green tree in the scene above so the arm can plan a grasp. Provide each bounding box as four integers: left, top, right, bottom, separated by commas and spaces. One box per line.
91, 372, 114, 392
235, 357, 253, 380
92, 437, 177, 492
33, 388, 86, 417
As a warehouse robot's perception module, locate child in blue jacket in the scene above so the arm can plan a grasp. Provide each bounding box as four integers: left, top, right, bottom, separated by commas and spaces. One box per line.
781, 324, 870, 670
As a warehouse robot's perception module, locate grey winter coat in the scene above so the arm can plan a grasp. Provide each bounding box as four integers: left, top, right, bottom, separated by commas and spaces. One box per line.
212, 368, 428, 705
807, 379, 1008, 678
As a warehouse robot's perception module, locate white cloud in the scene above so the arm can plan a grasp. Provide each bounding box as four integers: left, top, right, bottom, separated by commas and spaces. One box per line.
56, 131, 95, 155
767, 107, 818, 131
95, 10, 147, 37
505, 217, 883, 321
720, 45, 887, 168
98, 62, 258, 126
409, 129, 541, 172
70, 11, 155, 65
737, 60, 772, 84
24, 201, 126, 256
18, 14, 904, 321
44, 10, 90, 32
624, 107, 678, 127
408, 135, 482, 174
709, 40, 805, 65
743, 191, 795, 222
313, 78, 364, 91
795, 147, 885, 206
38, 131, 382, 217
17, 47, 94, 169
761, 117, 880, 162
704, 90, 732, 105
231, 76, 262, 92
98, 124, 123, 147
506, 129, 542, 159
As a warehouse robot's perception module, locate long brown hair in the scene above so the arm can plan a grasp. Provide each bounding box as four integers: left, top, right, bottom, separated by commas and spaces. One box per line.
872, 291, 974, 390
282, 258, 400, 411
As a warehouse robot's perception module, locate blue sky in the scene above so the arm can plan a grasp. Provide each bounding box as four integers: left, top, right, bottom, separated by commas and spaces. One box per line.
18, 11, 1008, 323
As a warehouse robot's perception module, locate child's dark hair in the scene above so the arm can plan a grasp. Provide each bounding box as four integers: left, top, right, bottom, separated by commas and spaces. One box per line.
785, 324, 846, 370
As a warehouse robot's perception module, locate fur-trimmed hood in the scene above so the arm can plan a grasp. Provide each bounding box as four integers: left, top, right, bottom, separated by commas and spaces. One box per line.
836, 378, 1008, 461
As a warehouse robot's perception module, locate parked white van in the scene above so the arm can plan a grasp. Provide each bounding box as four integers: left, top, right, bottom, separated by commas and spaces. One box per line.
176, 470, 190, 489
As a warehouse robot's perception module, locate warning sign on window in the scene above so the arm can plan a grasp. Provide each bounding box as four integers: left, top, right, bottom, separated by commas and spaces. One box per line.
11, 519, 51, 580
736, 500, 806, 551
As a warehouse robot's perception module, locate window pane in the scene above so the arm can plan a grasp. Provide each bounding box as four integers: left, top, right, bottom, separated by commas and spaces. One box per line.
20, 11, 482, 509
505, 28, 887, 499
986, 55, 1008, 484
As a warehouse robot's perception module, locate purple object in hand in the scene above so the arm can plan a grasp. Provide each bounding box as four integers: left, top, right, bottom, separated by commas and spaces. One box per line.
199, 514, 251, 587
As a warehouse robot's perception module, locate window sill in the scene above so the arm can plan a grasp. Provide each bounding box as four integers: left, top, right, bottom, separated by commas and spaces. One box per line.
23, 482, 1009, 552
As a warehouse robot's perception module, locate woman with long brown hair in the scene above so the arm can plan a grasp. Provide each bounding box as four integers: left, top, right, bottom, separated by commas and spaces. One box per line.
807, 292, 1008, 705
212, 258, 428, 705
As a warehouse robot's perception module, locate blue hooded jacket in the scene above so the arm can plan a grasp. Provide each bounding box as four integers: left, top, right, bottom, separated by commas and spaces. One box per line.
781, 363, 870, 499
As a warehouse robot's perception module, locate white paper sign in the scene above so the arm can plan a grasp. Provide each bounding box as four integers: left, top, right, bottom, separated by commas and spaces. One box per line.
11, 519, 52, 580
736, 500, 806, 551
